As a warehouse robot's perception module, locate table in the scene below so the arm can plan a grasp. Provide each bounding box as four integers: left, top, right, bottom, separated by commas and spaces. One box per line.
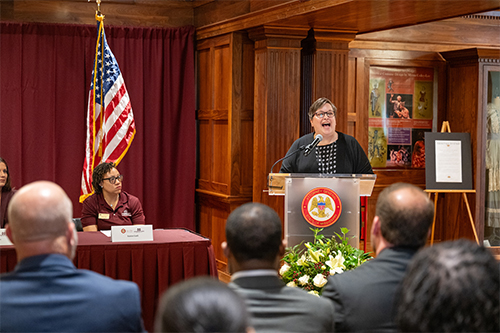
1, 229, 218, 332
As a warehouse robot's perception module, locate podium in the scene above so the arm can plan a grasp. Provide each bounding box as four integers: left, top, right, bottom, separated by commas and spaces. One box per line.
268, 173, 376, 248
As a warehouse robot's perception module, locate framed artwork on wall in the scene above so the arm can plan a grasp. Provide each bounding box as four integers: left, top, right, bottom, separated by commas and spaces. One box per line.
368, 66, 434, 169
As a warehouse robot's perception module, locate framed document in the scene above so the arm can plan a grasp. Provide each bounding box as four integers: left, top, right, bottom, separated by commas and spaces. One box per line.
425, 132, 473, 190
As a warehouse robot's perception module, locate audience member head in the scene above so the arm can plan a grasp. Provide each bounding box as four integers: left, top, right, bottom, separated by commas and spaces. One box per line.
91, 162, 121, 194
0, 157, 12, 192
396, 239, 499, 332
155, 277, 251, 333
308, 97, 337, 120
6, 181, 77, 261
372, 182, 433, 254
223, 202, 283, 273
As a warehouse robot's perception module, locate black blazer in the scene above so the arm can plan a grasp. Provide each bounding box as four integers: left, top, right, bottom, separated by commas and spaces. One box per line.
322, 247, 417, 332
280, 132, 373, 174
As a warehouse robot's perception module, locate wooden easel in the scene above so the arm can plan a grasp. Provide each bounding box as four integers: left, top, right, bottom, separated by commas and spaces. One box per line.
424, 121, 479, 245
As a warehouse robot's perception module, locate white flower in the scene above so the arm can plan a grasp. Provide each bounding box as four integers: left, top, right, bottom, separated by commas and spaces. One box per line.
330, 266, 344, 275
298, 275, 310, 286
326, 251, 346, 275
313, 274, 328, 288
308, 249, 323, 263
308, 290, 320, 297
279, 263, 290, 275
297, 254, 307, 266
286, 281, 297, 287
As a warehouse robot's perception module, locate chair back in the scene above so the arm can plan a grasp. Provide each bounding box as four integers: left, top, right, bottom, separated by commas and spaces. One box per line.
72, 218, 83, 232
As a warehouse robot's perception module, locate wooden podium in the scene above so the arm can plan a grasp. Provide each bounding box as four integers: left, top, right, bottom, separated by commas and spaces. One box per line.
268, 173, 376, 248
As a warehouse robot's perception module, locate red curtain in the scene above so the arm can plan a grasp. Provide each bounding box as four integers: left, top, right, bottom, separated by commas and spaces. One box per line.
0, 22, 196, 230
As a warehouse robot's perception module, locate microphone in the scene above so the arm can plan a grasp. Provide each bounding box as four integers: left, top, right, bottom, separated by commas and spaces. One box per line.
304, 134, 323, 156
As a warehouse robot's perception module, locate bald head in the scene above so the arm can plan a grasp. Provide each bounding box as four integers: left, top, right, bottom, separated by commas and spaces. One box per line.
376, 183, 434, 248
8, 181, 73, 243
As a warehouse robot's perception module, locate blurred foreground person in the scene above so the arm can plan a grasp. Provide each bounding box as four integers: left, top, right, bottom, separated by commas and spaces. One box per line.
155, 276, 253, 333
0, 181, 145, 332
397, 239, 499, 333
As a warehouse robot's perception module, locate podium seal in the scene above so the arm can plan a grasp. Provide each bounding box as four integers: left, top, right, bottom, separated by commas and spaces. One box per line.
301, 187, 342, 227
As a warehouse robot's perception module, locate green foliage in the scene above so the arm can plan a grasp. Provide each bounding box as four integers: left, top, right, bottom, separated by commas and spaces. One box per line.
280, 228, 372, 295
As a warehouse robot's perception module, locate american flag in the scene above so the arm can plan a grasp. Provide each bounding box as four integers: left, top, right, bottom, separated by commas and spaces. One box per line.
80, 15, 135, 202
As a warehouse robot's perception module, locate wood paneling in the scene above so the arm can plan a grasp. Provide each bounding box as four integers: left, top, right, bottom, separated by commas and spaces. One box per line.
196, 190, 251, 271
196, 32, 254, 267
352, 14, 500, 52
249, 26, 309, 219
4, 0, 498, 32
0, 0, 195, 27
440, 49, 500, 251
196, 0, 500, 40
311, 29, 356, 134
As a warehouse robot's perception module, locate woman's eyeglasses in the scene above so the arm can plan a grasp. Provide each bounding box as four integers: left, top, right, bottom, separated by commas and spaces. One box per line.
314, 112, 335, 119
103, 175, 123, 184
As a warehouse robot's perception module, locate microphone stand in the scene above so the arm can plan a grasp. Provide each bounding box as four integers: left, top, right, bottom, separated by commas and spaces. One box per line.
268, 145, 305, 191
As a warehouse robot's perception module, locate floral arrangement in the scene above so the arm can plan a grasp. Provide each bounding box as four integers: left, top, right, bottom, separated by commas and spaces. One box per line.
279, 227, 372, 296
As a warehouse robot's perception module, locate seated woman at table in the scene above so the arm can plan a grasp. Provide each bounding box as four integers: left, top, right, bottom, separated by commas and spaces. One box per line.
280, 97, 373, 174
0, 157, 16, 228
81, 162, 145, 231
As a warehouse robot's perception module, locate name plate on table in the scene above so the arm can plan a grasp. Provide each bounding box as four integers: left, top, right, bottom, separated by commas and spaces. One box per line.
0, 228, 13, 245
111, 225, 153, 242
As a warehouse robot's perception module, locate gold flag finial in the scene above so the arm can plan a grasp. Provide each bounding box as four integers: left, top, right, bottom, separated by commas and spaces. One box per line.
89, 0, 104, 18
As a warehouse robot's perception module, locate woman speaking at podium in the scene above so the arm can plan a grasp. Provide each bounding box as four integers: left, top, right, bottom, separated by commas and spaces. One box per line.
280, 97, 373, 174
81, 162, 145, 231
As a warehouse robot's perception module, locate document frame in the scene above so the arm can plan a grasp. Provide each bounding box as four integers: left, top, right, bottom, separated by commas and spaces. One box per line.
425, 132, 473, 190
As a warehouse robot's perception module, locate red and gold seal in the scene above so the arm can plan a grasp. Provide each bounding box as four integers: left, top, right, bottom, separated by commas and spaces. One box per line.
301, 187, 342, 227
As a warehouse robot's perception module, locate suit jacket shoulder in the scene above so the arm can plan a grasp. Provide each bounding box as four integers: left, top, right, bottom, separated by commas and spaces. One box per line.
322, 247, 417, 332
0, 254, 145, 332
230, 275, 335, 333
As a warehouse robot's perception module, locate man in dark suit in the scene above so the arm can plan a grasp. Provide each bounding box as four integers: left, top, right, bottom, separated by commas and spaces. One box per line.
0, 181, 145, 332
223, 202, 335, 333
322, 182, 434, 332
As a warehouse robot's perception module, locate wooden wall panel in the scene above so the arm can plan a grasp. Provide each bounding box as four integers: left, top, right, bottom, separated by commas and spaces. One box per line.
196, 32, 254, 270
197, 49, 212, 110
1, 0, 195, 27
197, 202, 212, 240
312, 30, 356, 134
214, 46, 231, 111
212, 206, 230, 264
198, 120, 211, 186
240, 119, 254, 193
352, 15, 500, 52
249, 26, 309, 220
355, 57, 369, 149
213, 120, 229, 191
